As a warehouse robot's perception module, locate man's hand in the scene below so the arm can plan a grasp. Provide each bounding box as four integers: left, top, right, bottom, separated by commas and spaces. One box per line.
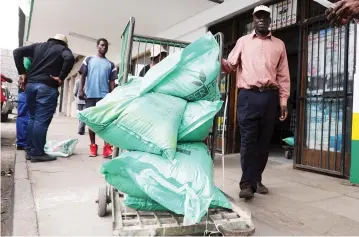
78, 89, 86, 100
326, 0, 359, 26
221, 59, 232, 74
18, 74, 27, 90
279, 106, 288, 122
50, 75, 63, 87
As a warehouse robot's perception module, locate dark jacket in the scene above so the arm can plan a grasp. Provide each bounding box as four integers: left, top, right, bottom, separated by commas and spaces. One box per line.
139, 64, 151, 77
13, 40, 75, 88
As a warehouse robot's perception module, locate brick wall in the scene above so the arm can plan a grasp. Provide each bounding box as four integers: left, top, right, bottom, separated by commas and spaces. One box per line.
0, 49, 18, 95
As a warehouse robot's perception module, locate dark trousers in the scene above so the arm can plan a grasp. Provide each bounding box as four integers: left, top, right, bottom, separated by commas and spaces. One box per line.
16, 92, 29, 147
237, 89, 278, 190
77, 104, 86, 133
25, 83, 58, 156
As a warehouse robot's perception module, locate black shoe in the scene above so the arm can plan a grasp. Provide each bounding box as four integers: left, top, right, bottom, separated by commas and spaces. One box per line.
78, 131, 85, 135
17, 146, 25, 151
239, 183, 255, 200
30, 154, 57, 163
26, 153, 31, 160
257, 182, 269, 194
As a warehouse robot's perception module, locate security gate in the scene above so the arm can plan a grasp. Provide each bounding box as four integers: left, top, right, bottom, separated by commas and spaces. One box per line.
295, 0, 356, 176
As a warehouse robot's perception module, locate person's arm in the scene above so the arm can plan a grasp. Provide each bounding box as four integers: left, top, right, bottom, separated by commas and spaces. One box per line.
277, 43, 291, 121
59, 49, 75, 81
139, 67, 145, 77
222, 38, 243, 73
50, 49, 75, 87
13, 44, 38, 75
78, 57, 90, 99
73, 80, 79, 97
109, 62, 118, 92
1, 74, 12, 83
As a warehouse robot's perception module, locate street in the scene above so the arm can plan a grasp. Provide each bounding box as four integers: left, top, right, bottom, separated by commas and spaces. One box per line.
1, 115, 358, 235
1, 115, 16, 236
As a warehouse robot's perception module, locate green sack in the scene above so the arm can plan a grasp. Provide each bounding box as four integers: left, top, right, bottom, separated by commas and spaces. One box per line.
124, 186, 231, 212
78, 77, 141, 133
282, 137, 295, 146
98, 93, 187, 161
44, 139, 79, 157
97, 76, 141, 106
179, 100, 223, 142
24, 57, 32, 71
140, 32, 220, 102
101, 142, 214, 225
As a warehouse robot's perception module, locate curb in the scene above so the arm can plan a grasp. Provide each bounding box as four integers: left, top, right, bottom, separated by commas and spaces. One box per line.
13, 151, 39, 236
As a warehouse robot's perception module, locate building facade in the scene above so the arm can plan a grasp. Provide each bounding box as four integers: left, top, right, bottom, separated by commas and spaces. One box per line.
157, 0, 358, 182
25, 0, 358, 183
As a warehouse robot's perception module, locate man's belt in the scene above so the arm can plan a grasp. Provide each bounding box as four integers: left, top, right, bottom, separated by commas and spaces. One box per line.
247, 86, 278, 92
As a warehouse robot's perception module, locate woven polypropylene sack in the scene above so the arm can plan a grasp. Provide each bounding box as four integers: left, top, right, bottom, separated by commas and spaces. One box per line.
179, 100, 223, 142
98, 93, 187, 161
78, 77, 141, 133
140, 32, 220, 102
44, 139, 79, 157
100, 142, 214, 225
282, 137, 295, 146
124, 186, 231, 212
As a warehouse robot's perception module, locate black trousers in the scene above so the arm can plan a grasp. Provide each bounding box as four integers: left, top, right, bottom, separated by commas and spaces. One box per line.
237, 89, 279, 190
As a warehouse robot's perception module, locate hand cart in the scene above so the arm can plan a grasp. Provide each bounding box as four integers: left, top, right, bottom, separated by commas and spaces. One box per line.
95, 17, 255, 236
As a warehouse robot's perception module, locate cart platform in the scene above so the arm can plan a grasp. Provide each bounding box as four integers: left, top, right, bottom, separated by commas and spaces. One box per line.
112, 190, 255, 236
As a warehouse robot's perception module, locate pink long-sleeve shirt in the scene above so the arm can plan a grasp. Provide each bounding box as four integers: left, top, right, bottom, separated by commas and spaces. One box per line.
223, 31, 290, 106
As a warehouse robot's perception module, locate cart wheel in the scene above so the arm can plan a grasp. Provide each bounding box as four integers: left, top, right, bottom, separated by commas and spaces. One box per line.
97, 187, 108, 217
285, 150, 292, 159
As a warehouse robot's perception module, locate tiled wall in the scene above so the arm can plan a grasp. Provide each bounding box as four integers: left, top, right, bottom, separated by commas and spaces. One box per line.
350, 29, 359, 184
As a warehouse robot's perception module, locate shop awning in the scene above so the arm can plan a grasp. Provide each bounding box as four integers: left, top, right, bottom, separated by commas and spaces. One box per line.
26, 0, 218, 62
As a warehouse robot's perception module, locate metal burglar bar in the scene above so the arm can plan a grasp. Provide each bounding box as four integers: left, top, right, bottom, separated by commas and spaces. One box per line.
118, 17, 135, 87
295, 1, 356, 176
129, 34, 189, 77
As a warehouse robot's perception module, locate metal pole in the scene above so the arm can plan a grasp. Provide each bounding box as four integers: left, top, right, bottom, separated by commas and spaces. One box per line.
133, 34, 189, 47
211, 32, 224, 159
122, 17, 135, 85
340, 23, 350, 176
113, 17, 136, 158
294, 19, 303, 167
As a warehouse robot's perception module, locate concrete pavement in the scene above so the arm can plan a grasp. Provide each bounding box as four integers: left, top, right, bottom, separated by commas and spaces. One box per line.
13, 116, 359, 236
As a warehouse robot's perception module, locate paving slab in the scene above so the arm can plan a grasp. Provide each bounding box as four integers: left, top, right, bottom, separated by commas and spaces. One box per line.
346, 191, 359, 199
309, 195, 359, 221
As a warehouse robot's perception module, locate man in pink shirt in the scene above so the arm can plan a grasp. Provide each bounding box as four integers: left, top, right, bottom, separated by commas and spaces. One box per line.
222, 5, 290, 199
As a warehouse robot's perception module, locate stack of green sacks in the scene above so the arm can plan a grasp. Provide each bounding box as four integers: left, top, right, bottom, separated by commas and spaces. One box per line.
78, 32, 231, 226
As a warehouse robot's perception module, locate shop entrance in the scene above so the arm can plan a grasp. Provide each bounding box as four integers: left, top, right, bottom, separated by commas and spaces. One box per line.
208, 0, 301, 158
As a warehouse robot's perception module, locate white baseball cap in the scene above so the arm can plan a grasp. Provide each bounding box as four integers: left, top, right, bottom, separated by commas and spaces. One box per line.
150, 45, 167, 58
49, 34, 68, 45
253, 5, 271, 16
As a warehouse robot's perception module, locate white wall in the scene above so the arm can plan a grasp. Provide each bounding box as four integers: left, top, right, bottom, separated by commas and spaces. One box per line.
177, 27, 207, 42
354, 28, 359, 114
157, 0, 271, 39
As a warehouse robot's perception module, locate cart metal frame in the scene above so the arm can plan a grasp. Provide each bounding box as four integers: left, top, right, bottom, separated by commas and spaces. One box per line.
96, 17, 255, 236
